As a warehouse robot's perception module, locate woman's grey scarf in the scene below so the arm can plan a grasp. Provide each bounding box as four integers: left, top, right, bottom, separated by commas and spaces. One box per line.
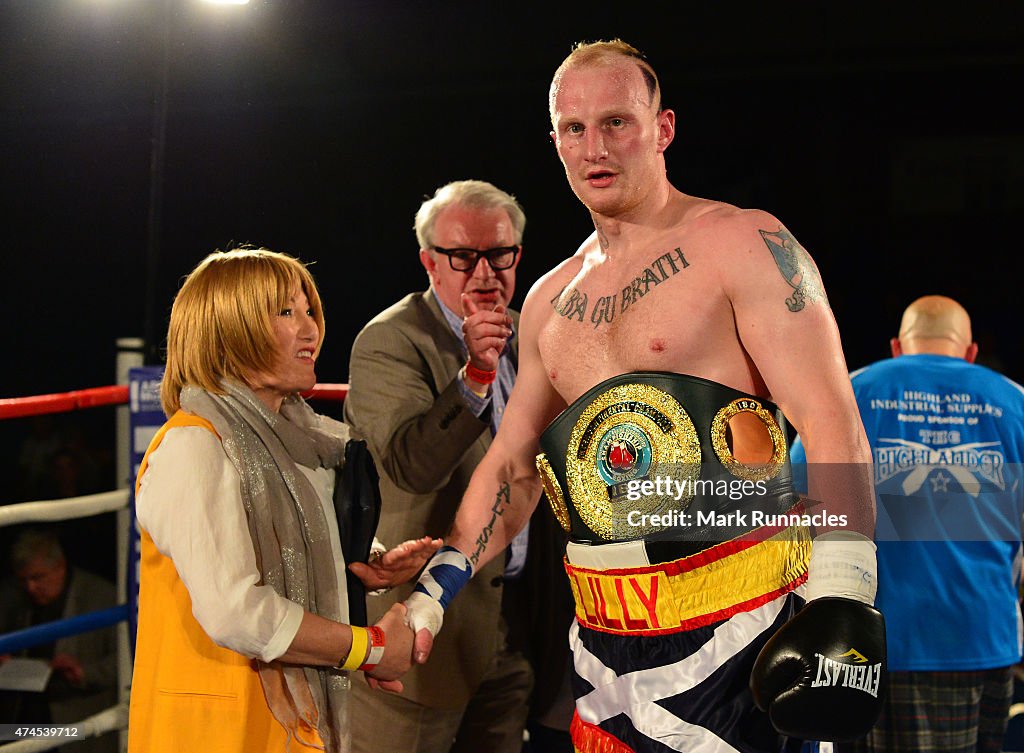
180, 380, 351, 752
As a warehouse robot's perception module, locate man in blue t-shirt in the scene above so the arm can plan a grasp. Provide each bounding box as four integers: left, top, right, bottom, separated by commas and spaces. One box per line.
791, 295, 1024, 753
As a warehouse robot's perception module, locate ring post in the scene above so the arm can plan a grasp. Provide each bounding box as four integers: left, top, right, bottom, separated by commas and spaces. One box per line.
116, 338, 144, 752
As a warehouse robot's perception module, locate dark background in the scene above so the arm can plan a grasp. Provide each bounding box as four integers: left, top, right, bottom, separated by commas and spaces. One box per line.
2, 2, 1022, 529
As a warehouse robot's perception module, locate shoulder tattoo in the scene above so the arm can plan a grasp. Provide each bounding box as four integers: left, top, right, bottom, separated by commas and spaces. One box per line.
758, 228, 828, 312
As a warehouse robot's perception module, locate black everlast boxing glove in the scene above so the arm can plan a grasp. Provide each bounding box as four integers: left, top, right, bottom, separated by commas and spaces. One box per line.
751, 531, 887, 741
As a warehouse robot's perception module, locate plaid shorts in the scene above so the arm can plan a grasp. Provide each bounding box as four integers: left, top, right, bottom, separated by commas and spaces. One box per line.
837, 667, 1013, 753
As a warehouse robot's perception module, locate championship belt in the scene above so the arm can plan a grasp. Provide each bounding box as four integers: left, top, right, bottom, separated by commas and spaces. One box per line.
537, 372, 796, 558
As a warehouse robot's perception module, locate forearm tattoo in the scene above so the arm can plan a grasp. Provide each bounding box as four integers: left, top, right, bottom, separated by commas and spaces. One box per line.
469, 481, 512, 567
550, 247, 691, 328
759, 228, 828, 312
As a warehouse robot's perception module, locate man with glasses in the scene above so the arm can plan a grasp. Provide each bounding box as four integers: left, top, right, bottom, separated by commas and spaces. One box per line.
345, 179, 573, 753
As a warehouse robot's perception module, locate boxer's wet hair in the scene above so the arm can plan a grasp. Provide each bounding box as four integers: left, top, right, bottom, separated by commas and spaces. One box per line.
549, 38, 661, 121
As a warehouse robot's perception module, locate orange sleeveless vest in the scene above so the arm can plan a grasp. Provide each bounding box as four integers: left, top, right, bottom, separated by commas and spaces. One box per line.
127, 410, 323, 752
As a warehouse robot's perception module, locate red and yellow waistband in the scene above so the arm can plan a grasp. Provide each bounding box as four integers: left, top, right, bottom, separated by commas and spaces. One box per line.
565, 525, 810, 636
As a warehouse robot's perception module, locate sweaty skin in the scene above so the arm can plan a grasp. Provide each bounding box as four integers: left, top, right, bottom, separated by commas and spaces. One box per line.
413, 50, 874, 657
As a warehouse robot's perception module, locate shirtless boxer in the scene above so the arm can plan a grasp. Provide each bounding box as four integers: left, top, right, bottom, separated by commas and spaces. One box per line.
405, 39, 886, 753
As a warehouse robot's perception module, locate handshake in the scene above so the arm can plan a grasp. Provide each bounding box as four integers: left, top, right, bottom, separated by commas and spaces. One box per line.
353, 535, 890, 745
343, 601, 435, 693
344, 536, 445, 693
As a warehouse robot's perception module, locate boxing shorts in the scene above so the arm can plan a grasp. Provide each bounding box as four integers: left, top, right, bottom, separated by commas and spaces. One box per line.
537, 372, 811, 753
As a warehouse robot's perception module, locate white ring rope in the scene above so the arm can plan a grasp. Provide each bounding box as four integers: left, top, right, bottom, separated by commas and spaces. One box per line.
0, 490, 129, 528
0, 703, 128, 753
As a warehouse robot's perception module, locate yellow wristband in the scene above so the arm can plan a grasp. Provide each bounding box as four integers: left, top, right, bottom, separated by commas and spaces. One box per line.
340, 626, 368, 671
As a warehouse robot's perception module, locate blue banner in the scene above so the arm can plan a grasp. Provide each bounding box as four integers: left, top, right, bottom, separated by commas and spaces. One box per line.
127, 366, 165, 656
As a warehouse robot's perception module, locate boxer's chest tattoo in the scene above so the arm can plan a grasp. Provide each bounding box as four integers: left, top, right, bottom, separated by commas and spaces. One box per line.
759, 228, 828, 312
550, 247, 691, 328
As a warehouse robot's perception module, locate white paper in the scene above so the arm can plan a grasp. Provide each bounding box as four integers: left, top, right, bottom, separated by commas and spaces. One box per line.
0, 658, 52, 692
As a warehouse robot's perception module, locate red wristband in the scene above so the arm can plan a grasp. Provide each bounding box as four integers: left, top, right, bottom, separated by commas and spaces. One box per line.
358, 626, 386, 672
465, 362, 497, 385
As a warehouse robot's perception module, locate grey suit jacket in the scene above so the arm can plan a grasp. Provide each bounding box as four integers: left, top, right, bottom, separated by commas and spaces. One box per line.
345, 290, 520, 709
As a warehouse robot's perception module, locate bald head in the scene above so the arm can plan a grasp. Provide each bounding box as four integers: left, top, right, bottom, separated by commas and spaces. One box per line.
891, 295, 977, 362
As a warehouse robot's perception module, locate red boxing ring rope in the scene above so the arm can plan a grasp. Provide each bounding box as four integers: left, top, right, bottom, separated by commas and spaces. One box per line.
0, 386, 129, 420
0, 383, 349, 419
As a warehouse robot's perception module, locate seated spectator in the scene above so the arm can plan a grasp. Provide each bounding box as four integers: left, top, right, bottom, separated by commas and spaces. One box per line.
0, 527, 118, 753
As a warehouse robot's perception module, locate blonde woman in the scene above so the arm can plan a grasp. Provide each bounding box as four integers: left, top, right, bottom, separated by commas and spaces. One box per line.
128, 248, 437, 752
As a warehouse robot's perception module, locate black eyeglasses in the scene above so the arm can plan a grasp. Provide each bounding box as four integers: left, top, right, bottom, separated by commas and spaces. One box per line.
433, 245, 520, 272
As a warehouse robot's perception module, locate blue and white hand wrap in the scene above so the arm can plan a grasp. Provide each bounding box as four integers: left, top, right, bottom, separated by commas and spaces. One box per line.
405, 546, 474, 637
